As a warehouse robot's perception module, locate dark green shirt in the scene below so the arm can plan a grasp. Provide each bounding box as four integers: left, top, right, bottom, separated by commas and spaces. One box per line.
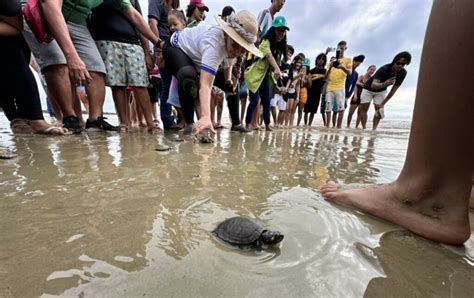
62, 0, 131, 25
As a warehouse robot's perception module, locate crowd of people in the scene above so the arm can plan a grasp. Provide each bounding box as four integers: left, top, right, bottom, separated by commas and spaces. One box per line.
1, 0, 473, 245
0, 0, 412, 140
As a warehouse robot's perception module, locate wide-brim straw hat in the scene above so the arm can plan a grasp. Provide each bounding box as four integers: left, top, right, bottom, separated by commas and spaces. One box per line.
215, 10, 263, 58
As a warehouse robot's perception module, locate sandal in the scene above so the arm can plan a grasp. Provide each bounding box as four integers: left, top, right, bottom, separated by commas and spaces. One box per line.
36, 126, 68, 135
148, 126, 162, 134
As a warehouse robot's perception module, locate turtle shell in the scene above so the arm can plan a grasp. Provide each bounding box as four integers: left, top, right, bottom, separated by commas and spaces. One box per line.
213, 217, 264, 245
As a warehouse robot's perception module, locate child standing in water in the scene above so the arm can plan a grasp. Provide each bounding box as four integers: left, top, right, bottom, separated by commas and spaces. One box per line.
296, 58, 310, 126
285, 55, 303, 127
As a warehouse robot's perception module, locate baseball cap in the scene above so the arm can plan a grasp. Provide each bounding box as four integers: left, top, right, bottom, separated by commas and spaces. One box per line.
190, 0, 209, 11
272, 16, 290, 31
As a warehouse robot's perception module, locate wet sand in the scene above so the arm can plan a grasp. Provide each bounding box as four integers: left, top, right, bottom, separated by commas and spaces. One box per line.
0, 116, 473, 297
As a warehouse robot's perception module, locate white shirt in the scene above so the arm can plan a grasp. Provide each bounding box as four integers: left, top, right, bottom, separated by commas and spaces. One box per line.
257, 9, 272, 38
171, 24, 228, 76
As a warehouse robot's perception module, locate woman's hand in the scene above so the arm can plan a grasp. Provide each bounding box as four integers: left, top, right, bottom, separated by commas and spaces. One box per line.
273, 69, 282, 81
193, 117, 216, 135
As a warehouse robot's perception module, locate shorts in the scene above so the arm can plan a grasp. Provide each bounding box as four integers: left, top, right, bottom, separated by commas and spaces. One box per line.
299, 87, 308, 104
325, 89, 345, 112
23, 21, 106, 74
212, 85, 225, 96
270, 96, 278, 107
167, 76, 180, 107
287, 92, 297, 100
23, 21, 66, 71
275, 94, 286, 110
350, 94, 361, 105
360, 89, 386, 105
239, 81, 248, 99
96, 40, 148, 87
147, 76, 161, 103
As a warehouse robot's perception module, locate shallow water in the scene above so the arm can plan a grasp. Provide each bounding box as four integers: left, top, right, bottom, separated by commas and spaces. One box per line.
1, 117, 473, 297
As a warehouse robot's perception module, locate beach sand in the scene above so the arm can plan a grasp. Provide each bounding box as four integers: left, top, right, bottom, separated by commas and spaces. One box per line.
1, 115, 473, 297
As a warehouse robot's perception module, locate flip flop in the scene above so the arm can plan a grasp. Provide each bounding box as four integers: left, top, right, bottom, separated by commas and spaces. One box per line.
36, 126, 69, 135
148, 126, 163, 134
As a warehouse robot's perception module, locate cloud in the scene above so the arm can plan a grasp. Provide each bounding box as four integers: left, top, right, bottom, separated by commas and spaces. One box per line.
140, 0, 432, 107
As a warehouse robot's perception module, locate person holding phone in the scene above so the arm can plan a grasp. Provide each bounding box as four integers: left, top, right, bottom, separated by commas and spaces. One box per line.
358, 51, 411, 130
324, 40, 352, 128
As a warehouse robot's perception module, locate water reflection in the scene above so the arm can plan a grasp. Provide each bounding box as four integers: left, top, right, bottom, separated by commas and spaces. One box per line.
364, 231, 474, 297
1, 125, 471, 297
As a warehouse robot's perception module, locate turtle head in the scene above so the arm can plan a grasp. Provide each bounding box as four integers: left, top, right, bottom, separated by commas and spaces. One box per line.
261, 230, 284, 245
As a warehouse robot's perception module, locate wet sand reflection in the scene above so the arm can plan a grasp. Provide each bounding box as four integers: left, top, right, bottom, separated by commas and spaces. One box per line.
0, 126, 471, 297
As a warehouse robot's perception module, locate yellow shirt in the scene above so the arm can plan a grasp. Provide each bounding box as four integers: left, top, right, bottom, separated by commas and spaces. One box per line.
326, 57, 352, 92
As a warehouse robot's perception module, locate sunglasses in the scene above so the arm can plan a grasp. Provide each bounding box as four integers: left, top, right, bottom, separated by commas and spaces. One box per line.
395, 61, 407, 66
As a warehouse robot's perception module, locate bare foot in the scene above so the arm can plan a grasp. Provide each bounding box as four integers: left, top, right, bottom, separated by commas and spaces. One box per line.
320, 181, 471, 245
265, 125, 273, 132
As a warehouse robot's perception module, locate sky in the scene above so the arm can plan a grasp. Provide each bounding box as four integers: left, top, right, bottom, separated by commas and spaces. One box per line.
139, 0, 433, 108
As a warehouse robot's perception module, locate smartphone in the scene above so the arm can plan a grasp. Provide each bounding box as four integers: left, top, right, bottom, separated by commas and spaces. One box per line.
333, 49, 341, 67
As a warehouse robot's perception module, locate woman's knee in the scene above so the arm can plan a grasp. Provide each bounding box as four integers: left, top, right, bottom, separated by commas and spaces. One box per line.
177, 67, 198, 99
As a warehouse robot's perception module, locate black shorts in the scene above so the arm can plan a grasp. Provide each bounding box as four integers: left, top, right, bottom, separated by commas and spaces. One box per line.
147, 76, 161, 103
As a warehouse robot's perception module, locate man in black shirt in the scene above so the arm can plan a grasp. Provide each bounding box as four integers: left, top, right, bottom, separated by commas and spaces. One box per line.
358, 51, 411, 130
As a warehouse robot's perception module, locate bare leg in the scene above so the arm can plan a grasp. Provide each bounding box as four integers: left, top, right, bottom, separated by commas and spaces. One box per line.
296, 103, 304, 126
251, 101, 261, 128
372, 104, 383, 130
43, 65, 76, 118
85, 72, 106, 121
240, 96, 247, 124
325, 112, 331, 127
355, 106, 362, 128
134, 87, 160, 132
320, 0, 473, 245
359, 103, 370, 129
346, 104, 358, 128
336, 110, 344, 128
271, 106, 277, 126
112, 87, 130, 129
286, 99, 294, 126
289, 101, 297, 127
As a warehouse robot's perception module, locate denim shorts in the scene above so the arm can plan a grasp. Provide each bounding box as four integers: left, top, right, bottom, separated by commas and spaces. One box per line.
325, 89, 345, 112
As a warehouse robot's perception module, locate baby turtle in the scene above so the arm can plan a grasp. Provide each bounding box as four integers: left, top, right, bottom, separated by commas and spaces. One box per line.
213, 216, 284, 250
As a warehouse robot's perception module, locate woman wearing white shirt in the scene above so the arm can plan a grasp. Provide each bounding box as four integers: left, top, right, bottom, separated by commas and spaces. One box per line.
162, 10, 262, 141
